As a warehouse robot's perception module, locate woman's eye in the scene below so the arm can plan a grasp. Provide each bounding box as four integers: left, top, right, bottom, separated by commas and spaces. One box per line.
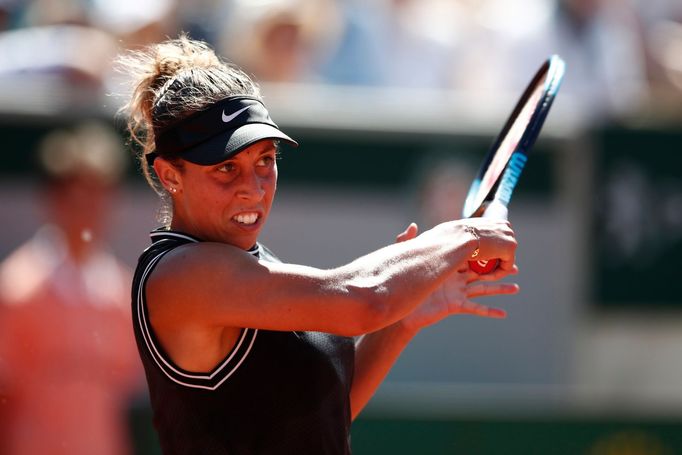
218, 162, 237, 173
257, 156, 275, 167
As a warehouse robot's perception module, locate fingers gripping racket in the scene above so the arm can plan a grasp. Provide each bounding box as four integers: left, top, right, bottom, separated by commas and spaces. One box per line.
462, 55, 565, 274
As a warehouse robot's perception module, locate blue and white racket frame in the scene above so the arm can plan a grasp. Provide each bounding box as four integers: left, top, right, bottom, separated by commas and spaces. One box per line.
462, 55, 566, 220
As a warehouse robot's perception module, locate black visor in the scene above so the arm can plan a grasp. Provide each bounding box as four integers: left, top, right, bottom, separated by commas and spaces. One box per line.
147, 96, 298, 166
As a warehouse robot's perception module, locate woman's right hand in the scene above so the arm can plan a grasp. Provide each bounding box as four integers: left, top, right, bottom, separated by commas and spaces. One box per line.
458, 217, 518, 275
394, 221, 519, 333
421, 218, 518, 275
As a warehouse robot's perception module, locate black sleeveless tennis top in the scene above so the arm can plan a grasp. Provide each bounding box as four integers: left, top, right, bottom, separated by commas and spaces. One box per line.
131, 229, 355, 454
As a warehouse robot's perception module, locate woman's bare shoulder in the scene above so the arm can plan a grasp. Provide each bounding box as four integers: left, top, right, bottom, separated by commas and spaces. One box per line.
144, 242, 261, 321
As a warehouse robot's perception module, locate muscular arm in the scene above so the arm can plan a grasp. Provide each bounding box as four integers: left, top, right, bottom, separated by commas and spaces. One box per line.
146, 220, 513, 337
350, 223, 519, 419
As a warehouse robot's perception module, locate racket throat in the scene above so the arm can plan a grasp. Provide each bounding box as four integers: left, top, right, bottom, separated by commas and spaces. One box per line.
482, 199, 509, 220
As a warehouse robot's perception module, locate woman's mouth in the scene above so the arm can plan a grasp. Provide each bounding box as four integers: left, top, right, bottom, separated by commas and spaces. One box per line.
232, 212, 259, 225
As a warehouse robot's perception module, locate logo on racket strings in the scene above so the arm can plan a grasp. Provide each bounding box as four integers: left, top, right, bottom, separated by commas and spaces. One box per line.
497, 152, 528, 204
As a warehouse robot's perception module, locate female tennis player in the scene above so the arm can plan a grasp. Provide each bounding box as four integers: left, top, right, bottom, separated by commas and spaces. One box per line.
120, 35, 519, 455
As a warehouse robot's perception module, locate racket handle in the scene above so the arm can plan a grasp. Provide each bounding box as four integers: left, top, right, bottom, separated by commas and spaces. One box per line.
469, 259, 500, 274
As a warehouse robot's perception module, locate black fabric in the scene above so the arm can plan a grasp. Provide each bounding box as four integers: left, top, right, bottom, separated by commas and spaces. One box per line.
147, 96, 298, 166
131, 229, 355, 455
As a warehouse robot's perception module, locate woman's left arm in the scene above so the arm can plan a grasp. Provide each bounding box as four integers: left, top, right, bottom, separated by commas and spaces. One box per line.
350, 223, 519, 420
350, 319, 415, 420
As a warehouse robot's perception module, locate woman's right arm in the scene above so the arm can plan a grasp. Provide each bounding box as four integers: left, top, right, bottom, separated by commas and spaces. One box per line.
146, 218, 516, 336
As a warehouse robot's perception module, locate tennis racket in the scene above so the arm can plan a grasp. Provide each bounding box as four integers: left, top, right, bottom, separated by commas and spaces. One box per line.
463, 55, 565, 274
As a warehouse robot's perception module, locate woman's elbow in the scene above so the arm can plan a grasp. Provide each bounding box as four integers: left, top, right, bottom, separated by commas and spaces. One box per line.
340, 285, 391, 336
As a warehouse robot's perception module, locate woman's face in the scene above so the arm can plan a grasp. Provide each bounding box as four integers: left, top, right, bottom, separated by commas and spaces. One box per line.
170, 140, 278, 249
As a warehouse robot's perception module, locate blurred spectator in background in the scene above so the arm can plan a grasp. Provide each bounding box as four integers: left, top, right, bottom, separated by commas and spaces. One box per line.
0, 24, 118, 88
0, 0, 178, 76
498, 0, 650, 122
0, 0, 180, 118
317, 0, 460, 88
218, 0, 341, 83
176, 0, 230, 45
1, 0, 680, 122
0, 122, 143, 455
0, 0, 19, 31
88, 0, 178, 49
310, 0, 654, 124
446, 0, 554, 97
17, 0, 177, 47
634, 0, 682, 115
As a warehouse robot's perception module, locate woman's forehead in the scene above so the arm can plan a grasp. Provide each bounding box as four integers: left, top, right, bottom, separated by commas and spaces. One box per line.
220, 140, 277, 162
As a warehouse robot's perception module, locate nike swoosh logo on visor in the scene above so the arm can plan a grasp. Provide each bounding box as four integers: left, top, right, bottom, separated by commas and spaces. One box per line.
221, 106, 251, 123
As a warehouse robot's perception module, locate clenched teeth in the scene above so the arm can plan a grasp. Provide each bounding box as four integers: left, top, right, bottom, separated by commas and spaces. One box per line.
233, 213, 258, 225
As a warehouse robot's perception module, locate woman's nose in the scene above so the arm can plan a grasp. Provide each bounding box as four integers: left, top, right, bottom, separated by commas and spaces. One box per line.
236, 169, 266, 201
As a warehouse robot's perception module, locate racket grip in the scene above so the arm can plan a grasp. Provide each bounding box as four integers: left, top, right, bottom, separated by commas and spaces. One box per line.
469, 259, 499, 274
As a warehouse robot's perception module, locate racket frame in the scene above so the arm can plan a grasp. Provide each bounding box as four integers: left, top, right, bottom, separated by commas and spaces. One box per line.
462, 55, 565, 219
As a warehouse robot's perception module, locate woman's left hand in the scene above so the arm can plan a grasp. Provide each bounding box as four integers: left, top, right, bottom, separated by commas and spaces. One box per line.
395, 222, 519, 333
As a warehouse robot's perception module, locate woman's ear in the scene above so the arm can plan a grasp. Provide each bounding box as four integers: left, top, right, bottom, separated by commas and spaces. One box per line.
154, 158, 183, 193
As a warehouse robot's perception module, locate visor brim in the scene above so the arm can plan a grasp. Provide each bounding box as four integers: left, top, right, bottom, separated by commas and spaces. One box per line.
180, 123, 298, 165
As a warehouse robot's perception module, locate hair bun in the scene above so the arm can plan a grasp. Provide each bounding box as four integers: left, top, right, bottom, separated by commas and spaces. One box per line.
153, 37, 221, 80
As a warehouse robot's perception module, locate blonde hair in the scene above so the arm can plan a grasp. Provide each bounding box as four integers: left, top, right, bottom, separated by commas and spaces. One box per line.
39, 121, 127, 185
117, 34, 261, 224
